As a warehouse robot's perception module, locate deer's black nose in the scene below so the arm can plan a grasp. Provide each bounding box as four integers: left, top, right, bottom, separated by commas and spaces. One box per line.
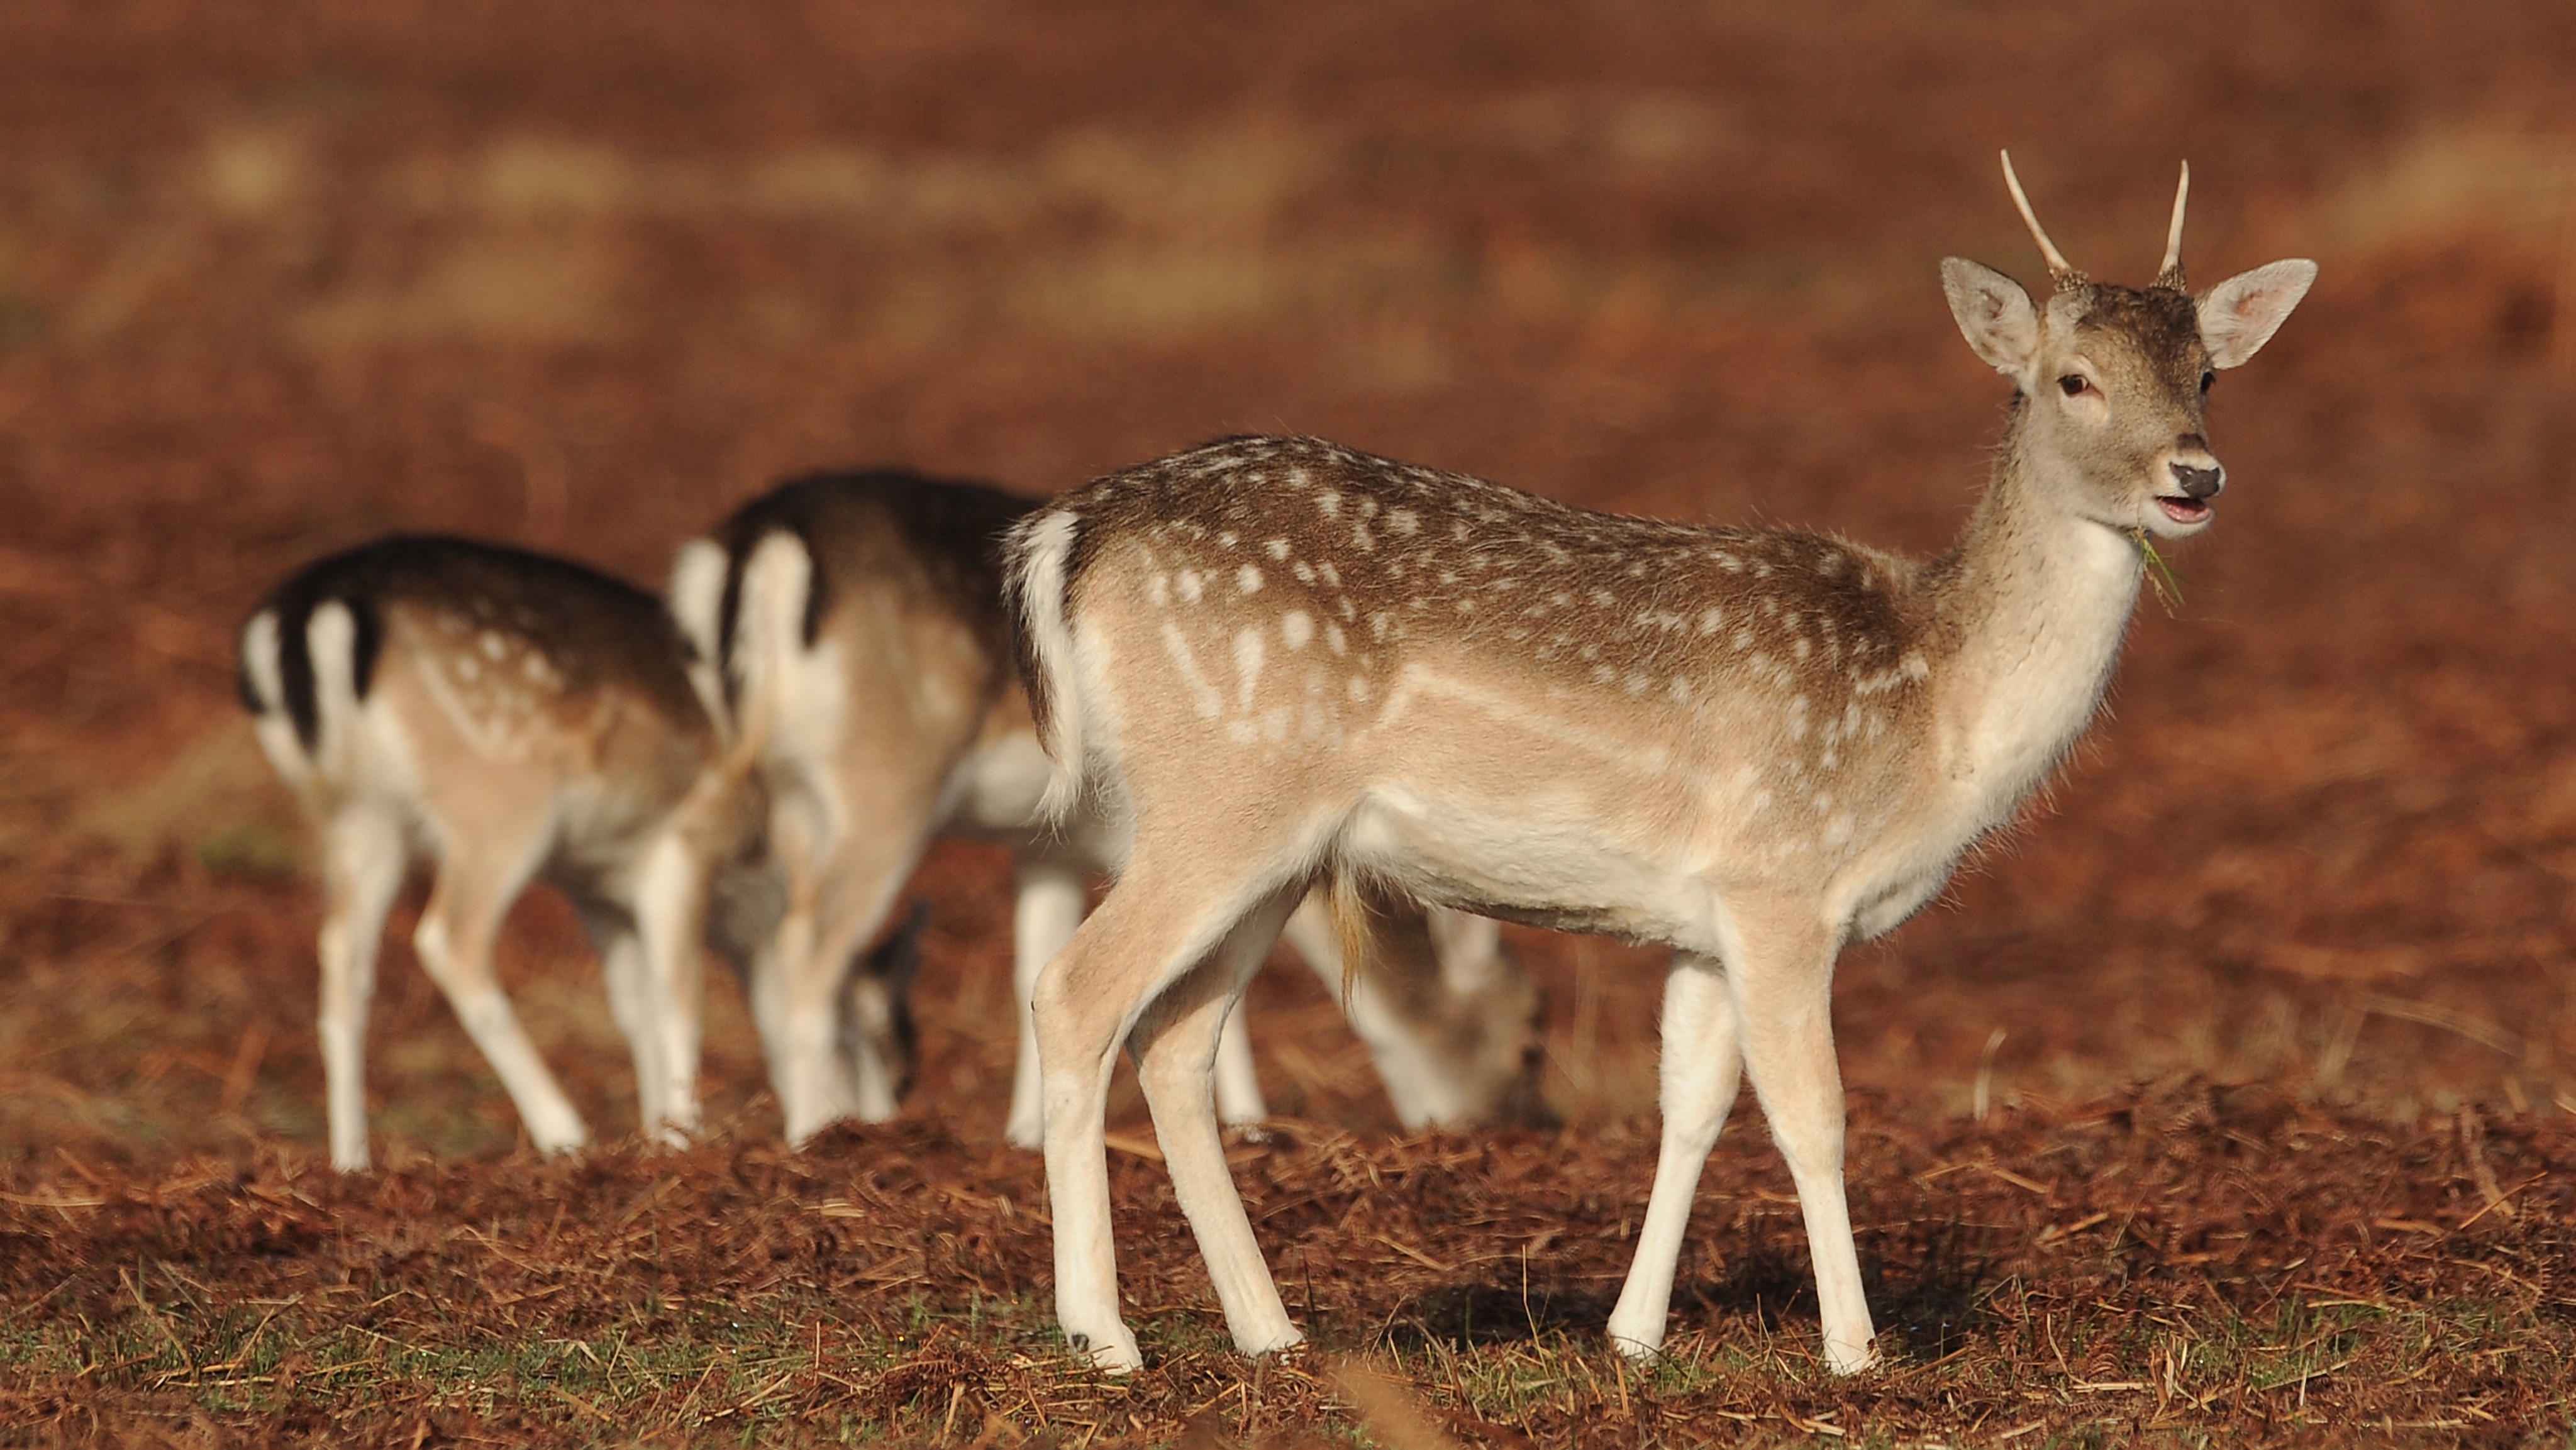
2168, 461, 2224, 499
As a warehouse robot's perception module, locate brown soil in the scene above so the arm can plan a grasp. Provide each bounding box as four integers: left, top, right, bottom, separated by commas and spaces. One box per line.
2, 2, 2573, 1444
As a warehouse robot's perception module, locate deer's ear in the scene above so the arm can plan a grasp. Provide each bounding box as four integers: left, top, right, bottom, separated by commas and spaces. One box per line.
2199, 259, 2317, 368
1941, 258, 2040, 380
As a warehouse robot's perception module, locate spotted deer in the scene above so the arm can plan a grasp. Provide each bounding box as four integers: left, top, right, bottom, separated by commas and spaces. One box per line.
666, 473, 1548, 1149
240, 536, 918, 1171
1004, 156, 2316, 1374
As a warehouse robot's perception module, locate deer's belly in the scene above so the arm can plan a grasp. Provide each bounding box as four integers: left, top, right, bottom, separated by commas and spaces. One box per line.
1339, 787, 1724, 953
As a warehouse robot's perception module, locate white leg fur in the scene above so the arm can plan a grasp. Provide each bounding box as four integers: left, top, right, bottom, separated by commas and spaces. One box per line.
1036, 858, 1301, 1372
630, 831, 708, 1142
582, 906, 668, 1133
411, 826, 590, 1157
1009, 858, 1086, 1149
1211, 1001, 1266, 1128
317, 805, 405, 1172
1606, 956, 1742, 1357
1726, 913, 1875, 1373
1133, 886, 1305, 1355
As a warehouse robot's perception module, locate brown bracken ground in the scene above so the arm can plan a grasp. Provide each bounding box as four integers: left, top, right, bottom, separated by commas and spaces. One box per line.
3, 2, 2574, 1444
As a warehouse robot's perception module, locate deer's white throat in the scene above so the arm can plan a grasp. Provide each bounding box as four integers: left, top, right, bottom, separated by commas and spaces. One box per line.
1935, 509, 2143, 831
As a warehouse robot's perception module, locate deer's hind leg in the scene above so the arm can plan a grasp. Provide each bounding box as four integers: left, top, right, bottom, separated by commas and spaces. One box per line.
318, 802, 408, 1172
625, 828, 711, 1143
1007, 856, 1087, 1149
577, 895, 682, 1143
412, 797, 585, 1156
1133, 883, 1305, 1353
1034, 842, 1311, 1372
757, 761, 940, 1144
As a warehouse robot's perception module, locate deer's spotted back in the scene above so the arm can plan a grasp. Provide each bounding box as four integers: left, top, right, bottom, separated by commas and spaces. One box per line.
1062, 436, 1935, 798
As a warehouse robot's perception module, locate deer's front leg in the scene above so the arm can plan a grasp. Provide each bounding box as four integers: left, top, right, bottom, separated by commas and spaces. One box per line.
1606, 953, 1743, 1359
1726, 911, 1876, 1374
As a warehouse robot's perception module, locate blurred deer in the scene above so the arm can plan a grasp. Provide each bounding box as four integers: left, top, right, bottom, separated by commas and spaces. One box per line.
667, 473, 1550, 1149
1003, 155, 2315, 1374
240, 536, 917, 1171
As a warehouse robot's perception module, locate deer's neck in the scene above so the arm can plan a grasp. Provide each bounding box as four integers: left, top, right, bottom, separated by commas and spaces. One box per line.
1917, 423, 2143, 825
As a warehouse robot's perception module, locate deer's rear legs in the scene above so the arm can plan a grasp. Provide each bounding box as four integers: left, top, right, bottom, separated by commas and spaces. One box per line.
413, 839, 587, 1157
318, 805, 406, 1172
1131, 887, 1304, 1356
1036, 865, 1299, 1371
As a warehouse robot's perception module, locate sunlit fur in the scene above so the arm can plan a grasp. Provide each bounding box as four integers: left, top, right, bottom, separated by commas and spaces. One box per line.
671, 473, 1550, 1150
238, 537, 764, 1172
1008, 181, 2314, 1375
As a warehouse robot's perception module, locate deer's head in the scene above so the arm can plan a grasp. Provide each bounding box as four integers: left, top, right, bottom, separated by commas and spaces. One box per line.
1942, 154, 2316, 540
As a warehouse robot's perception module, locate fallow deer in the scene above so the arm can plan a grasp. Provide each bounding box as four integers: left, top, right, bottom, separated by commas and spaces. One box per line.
1004, 156, 2315, 1373
667, 473, 1548, 1149
239, 536, 818, 1170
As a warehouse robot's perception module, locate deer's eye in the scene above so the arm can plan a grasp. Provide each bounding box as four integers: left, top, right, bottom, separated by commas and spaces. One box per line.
2058, 375, 2090, 397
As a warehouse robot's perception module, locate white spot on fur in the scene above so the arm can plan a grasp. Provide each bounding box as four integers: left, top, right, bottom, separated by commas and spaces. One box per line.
1266, 538, 1291, 562
1233, 628, 1266, 710
1282, 611, 1314, 649
1178, 570, 1205, 604
1237, 565, 1264, 596
1160, 623, 1223, 719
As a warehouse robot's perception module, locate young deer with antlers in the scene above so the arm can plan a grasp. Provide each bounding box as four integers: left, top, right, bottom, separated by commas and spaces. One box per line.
1006, 156, 2314, 1373
667, 473, 1548, 1149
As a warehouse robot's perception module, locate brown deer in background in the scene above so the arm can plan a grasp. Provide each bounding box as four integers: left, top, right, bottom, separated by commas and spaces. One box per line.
669, 473, 1549, 1149
238, 538, 782, 1170
1004, 155, 2315, 1373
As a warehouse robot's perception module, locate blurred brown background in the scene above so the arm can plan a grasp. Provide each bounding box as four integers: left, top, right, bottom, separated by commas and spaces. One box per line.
3, 1, 2573, 1165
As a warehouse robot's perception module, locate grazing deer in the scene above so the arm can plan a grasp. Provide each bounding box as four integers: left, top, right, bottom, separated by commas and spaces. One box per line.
667, 473, 1548, 1149
1004, 155, 2315, 1374
240, 536, 797, 1171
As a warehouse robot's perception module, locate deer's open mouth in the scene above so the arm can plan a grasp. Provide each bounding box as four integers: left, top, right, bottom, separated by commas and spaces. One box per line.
2155, 495, 2212, 526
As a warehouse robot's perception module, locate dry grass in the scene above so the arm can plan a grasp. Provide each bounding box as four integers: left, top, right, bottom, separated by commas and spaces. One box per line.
3, 1088, 2570, 1446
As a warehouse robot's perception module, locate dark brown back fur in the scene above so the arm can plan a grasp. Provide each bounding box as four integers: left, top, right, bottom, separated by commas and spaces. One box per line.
244, 536, 709, 752
705, 471, 1037, 702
